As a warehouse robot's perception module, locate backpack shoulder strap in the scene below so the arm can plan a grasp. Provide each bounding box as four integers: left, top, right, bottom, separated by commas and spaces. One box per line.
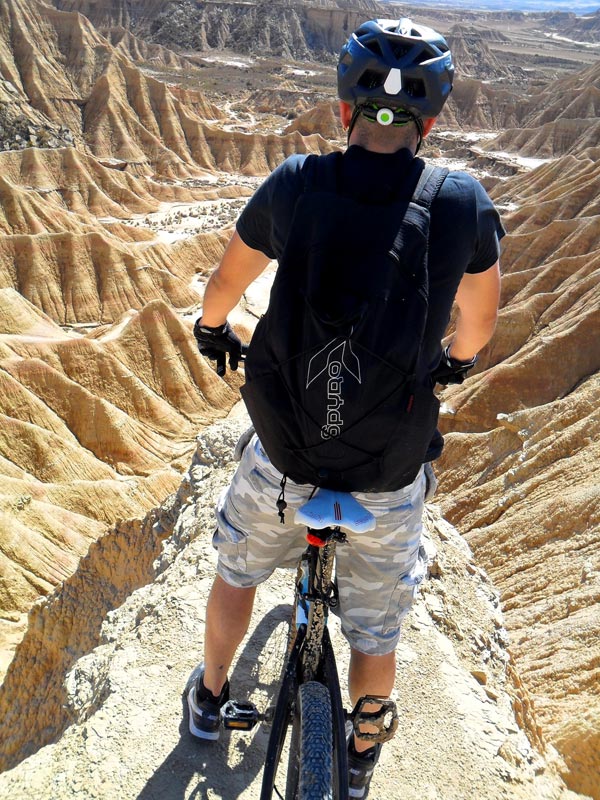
411, 164, 449, 210
388, 164, 448, 278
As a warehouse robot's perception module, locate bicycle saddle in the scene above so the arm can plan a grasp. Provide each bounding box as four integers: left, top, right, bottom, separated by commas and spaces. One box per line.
295, 488, 376, 533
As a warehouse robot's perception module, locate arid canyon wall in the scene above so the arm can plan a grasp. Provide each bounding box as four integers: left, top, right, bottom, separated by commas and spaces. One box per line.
0, 0, 598, 796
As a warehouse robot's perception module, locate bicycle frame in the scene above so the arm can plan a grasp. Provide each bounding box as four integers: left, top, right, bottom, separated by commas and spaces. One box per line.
294, 532, 338, 681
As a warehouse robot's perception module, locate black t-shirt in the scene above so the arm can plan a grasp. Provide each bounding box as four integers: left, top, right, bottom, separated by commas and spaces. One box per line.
237, 145, 505, 372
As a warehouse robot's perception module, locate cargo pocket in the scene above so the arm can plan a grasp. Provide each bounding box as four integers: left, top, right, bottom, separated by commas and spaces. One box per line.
213, 503, 249, 579
382, 549, 428, 633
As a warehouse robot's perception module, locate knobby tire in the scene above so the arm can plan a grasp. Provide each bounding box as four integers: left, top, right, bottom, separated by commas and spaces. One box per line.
295, 681, 333, 800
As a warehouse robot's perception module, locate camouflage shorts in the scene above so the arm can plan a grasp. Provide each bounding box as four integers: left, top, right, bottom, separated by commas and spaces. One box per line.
213, 435, 428, 656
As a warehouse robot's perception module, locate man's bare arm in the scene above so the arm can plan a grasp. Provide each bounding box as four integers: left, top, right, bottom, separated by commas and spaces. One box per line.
200, 231, 271, 327
449, 261, 501, 361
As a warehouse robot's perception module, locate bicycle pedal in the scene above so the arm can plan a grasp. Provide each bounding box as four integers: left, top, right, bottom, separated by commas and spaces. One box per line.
349, 696, 398, 744
221, 699, 260, 731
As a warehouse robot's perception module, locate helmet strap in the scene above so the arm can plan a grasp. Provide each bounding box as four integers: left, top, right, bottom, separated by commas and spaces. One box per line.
347, 104, 362, 144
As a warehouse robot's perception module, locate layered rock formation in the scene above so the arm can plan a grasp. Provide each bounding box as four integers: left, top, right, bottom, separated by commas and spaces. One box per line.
0, 0, 331, 175
0, 289, 246, 671
447, 25, 526, 83
434, 143, 600, 798
106, 24, 196, 69
44, 0, 595, 141
49, 0, 600, 68
484, 60, 600, 157
53, 0, 381, 58
0, 145, 254, 323
440, 78, 522, 131
284, 100, 341, 138
551, 9, 600, 42
0, 419, 580, 799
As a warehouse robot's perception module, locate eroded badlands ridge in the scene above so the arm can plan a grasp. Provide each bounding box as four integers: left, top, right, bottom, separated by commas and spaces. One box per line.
435, 147, 600, 797
0, 0, 332, 173
0, 419, 581, 799
0, 0, 599, 795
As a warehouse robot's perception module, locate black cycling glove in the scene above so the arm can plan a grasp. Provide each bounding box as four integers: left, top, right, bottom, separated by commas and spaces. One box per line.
193, 319, 244, 376
432, 345, 478, 386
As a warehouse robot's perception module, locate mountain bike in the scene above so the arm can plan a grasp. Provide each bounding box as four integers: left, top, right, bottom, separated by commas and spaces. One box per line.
221, 487, 399, 800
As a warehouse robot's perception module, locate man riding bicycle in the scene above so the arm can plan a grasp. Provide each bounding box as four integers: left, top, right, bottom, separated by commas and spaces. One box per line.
188, 18, 503, 798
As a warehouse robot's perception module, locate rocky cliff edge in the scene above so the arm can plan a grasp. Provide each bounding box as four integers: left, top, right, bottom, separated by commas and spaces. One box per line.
0, 413, 586, 800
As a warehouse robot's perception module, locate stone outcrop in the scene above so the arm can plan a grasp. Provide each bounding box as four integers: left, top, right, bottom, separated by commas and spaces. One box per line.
0, 0, 332, 175
0, 419, 580, 799
437, 151, 600, 433
106, 24, 196, 69
483, 61, 600, 157
284, 100, 341, 138
447, 25, 526, 83
440, 78, 522, 131
0, 104, 74, 152
551, 9, 600, 43
53, 0, 382, 58
0, 144, 258, 324
434, 147, 600, 798
437, 379, 600, 799
0, 217, 224, 324
0, 289, 245, 673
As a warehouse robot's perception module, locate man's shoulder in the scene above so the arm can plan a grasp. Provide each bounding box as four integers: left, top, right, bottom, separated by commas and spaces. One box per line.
271, 153, 309, 184
432, 168, 494, 219
244, 154, 309, 212
437, 169, 484, 201
275, 151, 341, 182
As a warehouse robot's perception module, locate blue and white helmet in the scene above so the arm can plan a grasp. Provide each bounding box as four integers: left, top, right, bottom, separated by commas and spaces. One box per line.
337, 18, 454, 119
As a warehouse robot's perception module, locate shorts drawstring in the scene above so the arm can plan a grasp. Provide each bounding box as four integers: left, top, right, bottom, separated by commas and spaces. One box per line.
276, 474, 287, 524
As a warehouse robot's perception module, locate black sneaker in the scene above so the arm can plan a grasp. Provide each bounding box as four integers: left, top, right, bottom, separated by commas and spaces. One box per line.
187, 664, 230, 741
348, 741, 382, 799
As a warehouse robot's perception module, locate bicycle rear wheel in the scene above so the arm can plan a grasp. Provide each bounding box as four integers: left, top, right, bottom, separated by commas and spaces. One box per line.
321, 629, 349, 800
261, 626, 304, 800
287, 681, 333, 800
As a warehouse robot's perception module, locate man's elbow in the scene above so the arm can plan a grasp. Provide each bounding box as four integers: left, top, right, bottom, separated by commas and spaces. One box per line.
482, 306, 499, 328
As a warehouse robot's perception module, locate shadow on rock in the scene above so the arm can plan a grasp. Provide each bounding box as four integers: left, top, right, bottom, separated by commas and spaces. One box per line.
137, 604, 292, 800
0, 516, 169, 772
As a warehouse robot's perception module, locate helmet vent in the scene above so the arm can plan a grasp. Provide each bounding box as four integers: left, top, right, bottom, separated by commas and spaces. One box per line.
403, 78, 426, 98
357, 69, 384, 90
389, 42, 410, 60
413, 49, 433, 65
364, 39, 384, 58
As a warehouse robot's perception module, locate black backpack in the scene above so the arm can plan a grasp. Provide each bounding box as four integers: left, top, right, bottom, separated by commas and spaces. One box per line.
241, 152, 448, 493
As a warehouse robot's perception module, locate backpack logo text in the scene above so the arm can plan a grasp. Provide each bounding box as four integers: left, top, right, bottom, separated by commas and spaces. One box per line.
306, 339, 362, 440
